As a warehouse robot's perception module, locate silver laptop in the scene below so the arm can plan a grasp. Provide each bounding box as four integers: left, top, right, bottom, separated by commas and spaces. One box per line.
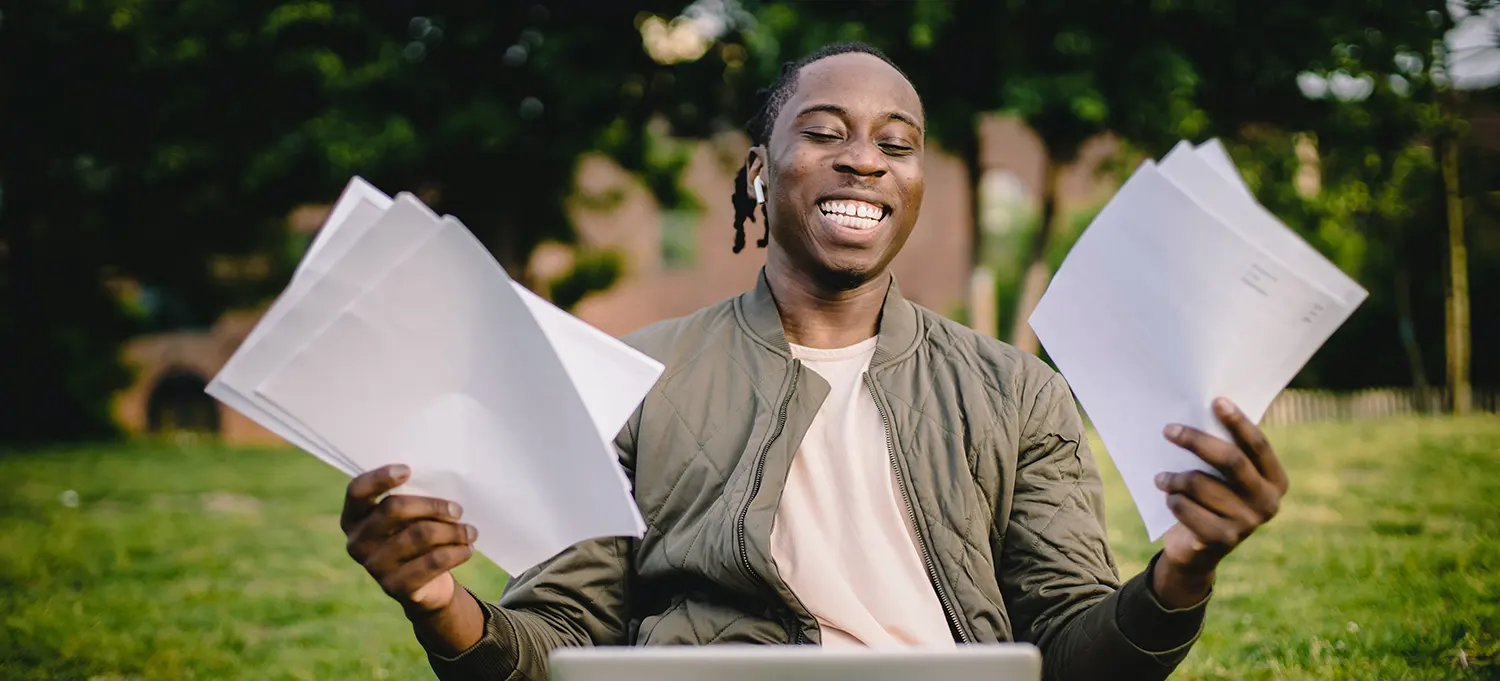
549, 644, 1042, 681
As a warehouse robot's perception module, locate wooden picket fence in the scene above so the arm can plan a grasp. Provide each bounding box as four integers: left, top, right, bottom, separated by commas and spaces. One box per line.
1261, 387, 1500, 427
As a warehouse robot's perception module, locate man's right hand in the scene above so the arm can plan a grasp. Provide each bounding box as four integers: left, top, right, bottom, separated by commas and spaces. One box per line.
341, 464, 478, 615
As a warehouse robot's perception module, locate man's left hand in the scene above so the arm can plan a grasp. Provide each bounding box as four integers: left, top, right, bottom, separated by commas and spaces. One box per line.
1151, 397, 1290, 608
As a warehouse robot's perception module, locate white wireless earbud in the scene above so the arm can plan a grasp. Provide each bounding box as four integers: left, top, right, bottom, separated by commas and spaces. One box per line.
754, 175, 766, 205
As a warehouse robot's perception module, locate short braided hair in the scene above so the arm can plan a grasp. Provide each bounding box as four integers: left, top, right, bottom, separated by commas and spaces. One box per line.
732, 41, 911, 253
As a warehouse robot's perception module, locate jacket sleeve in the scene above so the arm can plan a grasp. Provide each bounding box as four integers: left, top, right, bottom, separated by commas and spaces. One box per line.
424, 411, 640, 681
998, 369, 1210, 681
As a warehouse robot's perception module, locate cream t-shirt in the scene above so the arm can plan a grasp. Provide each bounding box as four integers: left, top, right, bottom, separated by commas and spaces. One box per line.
769, 337, 955, 647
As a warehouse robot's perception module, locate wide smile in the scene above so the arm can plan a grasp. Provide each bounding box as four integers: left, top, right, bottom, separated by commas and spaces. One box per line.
817, 199, 890, 232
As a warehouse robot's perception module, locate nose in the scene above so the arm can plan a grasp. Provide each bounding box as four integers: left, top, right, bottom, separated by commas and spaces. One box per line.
833, 138, 886, 178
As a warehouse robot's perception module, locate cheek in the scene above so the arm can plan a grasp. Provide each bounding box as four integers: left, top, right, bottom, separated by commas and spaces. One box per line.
766, 154, 819, 240
770, 156, 821, 229
776, 151, 820, 191
899, 166, 924, 212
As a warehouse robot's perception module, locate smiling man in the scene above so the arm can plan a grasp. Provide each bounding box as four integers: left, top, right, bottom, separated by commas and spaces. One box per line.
338, 43, 1290, 681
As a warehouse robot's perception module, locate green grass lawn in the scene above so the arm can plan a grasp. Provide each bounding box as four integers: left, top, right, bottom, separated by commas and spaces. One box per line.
2, 417, 1497, 680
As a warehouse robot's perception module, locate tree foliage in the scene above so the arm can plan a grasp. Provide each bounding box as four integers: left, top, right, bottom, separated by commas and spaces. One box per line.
3, 0, 1496, 444
0, 0, 733, 443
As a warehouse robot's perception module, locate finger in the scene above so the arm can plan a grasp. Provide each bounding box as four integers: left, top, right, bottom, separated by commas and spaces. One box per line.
360, 494, 464, 540
1156, 471, 1262, 527
1164, 493, 1241, 555
347, 495, 465, 563
364, 520, 477, 570
1213, 397, 1290, 495
341, 465, 411, 533
1164, 423, 1271, 496
381, 544, 475, 601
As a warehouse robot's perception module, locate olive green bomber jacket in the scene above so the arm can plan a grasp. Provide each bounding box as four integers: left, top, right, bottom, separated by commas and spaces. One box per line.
427, 271, 1209, 680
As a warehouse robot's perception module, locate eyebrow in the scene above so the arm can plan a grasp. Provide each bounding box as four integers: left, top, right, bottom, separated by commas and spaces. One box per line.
795, 103, 925, 135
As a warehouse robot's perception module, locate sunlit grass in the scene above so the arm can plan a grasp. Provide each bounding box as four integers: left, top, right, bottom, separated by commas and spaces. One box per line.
1, 417, 1496, 679
0, 441, 508, 680
1095, 416, 1500, 680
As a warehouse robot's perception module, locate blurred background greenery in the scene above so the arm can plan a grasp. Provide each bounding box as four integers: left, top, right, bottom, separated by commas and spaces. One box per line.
2, 1, 1499, 678
3, 0, 1499, 443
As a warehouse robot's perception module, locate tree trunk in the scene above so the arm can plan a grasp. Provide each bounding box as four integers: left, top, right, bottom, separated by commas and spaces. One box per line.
1010, 158, 1061, 356
1442, 134, 1472, 415
962, 129, 997, 337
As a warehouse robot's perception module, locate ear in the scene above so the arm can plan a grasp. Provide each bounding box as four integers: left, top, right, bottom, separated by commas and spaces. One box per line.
745, 145, 767, 195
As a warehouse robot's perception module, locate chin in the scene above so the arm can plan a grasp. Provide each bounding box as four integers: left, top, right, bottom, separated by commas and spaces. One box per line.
810, 256, 885, 291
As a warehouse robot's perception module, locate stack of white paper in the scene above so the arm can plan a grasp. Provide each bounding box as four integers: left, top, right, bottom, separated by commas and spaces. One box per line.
206, 178, 663, 574
1029, 140, 1368, 541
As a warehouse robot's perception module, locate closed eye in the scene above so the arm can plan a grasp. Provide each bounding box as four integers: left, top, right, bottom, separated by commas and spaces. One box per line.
802, 131, 841, 142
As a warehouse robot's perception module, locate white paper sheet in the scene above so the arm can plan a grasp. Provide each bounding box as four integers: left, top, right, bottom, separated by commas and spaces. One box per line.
512, 283, 657, 494
299, 177, 395, 281
255, 220, 651, 573
1192, 139, 1254, 200
209, 177, 661, 500
1166, 143, 1369, 305
209, 193, 444, 474
207, 178, 404, 474
1029, 158, 1363, 540
1164, 143, 1370, 389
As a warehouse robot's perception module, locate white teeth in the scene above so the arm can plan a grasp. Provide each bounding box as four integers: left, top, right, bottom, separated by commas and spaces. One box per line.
828, 212, 879, 230
818, 200, 884, 226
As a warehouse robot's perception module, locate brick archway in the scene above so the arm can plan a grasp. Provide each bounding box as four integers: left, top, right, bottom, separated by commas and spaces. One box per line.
145, 368, 219, 435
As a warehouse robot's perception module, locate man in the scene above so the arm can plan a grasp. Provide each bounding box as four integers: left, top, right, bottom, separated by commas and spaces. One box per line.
339, 43, 1289, 681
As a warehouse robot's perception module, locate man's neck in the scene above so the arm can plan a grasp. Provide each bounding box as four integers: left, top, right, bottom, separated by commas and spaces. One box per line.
764, 251, 889, 350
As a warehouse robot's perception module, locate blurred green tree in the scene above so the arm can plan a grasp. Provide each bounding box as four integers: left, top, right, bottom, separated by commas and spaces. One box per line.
1215, 1, 1499, 402
0, 0, 738, 443
4, 0, 1493, 445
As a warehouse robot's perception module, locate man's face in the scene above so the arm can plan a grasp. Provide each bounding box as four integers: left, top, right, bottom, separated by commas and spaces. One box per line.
751, 53, 925, 288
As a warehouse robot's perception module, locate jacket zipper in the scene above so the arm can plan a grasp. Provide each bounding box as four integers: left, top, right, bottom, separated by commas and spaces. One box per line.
738, 361, 804, 643
865, 374, 973, 644
736, 362, 800, 594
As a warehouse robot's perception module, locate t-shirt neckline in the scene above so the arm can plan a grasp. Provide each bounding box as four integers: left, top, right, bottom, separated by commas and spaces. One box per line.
788, 336, 878, 362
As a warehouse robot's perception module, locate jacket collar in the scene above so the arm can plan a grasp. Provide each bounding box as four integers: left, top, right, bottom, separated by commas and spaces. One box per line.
738, 267, 923, 368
